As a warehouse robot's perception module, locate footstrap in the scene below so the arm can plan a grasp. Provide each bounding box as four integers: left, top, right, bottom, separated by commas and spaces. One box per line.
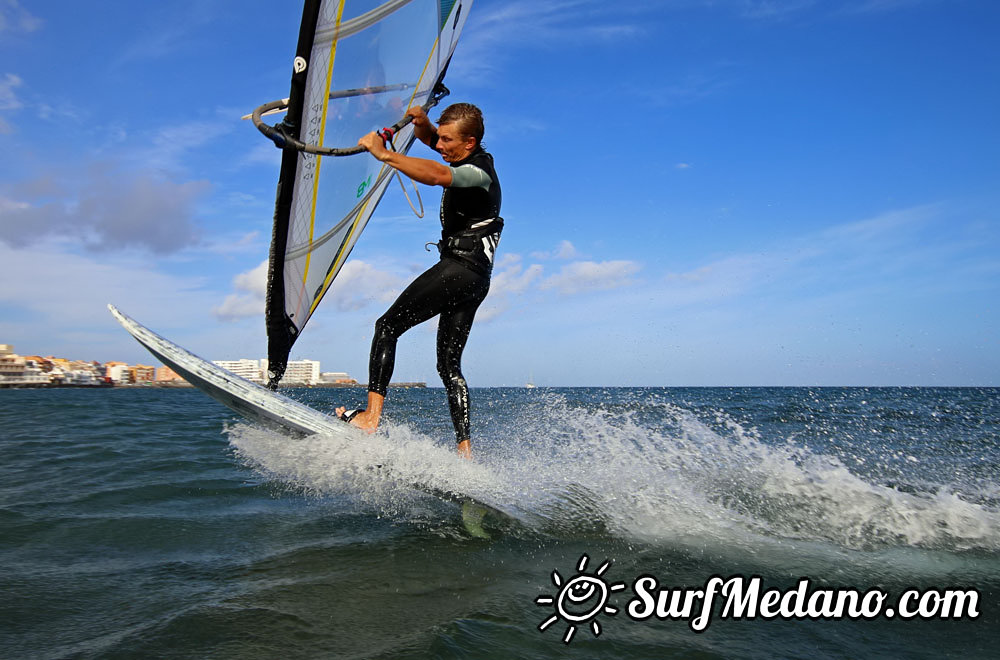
339, 408, 365, 423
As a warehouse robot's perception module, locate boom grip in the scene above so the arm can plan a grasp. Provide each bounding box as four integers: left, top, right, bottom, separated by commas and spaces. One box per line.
251, 82, 450, 157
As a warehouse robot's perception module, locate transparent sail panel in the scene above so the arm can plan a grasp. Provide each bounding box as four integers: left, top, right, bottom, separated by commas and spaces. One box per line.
282, 0, 466, 331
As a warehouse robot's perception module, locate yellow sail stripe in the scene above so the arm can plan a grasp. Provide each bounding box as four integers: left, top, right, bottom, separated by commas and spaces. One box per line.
307, 24, 449, 316
301, 0, 347, 306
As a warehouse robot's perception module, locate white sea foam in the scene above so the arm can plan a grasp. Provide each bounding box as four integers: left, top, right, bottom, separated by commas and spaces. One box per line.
226, 420, 511, 517
520, 396, 1000, 553
227, 392, 1000, 572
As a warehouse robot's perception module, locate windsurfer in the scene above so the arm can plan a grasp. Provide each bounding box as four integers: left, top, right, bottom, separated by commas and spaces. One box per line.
335, 103, 503, 460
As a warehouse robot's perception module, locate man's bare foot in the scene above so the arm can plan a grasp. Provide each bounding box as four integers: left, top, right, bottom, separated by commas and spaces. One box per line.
335, 406, 379, 433
456, 439, 472, 460
335, 391, 385, 435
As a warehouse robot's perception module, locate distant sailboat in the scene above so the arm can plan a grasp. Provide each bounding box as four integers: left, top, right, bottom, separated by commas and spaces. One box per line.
525, 371, 536, 389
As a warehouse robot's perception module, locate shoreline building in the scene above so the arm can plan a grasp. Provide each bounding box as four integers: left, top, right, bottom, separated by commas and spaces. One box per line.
0, 344, 24, 380
104, 361, 131, 385
0, 346, 55, 387
259, 359, 322, 385
49, 358, 103, 386
320, 371, 358, 385
129, 365, 156, 384
281, 359, 321, 385
1, 343, 342, 389
155, 366, 185, 383
212, 359, 265, 384
1, 346, 108, 386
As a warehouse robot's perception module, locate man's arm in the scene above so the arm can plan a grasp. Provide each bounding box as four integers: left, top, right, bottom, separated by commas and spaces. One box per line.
358, 132, 452, 187
407, 106, 437, 147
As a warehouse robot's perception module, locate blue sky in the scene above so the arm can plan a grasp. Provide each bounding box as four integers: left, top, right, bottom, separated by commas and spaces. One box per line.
1, 0, 997, 386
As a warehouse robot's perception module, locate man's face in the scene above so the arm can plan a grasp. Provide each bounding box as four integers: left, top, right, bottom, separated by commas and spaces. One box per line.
435, 122, 476, 163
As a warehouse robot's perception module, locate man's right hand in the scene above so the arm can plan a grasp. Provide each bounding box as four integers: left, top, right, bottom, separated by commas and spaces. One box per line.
407, 106, 436, 146
406, 106, 429, 127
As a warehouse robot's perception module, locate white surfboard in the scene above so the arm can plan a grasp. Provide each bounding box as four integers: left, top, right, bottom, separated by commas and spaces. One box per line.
108, 304, 514, 535
108, 304, 350, 438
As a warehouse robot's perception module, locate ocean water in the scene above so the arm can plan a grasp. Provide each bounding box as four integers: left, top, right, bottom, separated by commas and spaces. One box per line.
1, 386, 998, 659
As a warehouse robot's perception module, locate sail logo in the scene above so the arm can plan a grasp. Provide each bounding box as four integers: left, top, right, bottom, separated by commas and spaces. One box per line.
534, 554, 626, 644
357, 174, 373, 198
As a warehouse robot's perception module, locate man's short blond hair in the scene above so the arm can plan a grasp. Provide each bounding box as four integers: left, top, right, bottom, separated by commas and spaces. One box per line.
438, 103, 484, 147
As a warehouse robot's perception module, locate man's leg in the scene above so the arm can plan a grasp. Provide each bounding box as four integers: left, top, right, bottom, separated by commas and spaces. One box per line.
436, 278, 488, 458
338, 260, 484, 434
335, 264, 446, 431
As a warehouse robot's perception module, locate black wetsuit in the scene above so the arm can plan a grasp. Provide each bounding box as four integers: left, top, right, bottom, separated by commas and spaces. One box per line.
368, 143, 502, 442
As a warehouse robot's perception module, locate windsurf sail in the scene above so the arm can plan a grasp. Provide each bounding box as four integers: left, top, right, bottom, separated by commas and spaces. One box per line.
253, 0, 472, 387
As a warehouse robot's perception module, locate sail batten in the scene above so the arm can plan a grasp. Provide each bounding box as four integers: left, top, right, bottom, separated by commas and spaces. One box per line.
263, 0, 472, 387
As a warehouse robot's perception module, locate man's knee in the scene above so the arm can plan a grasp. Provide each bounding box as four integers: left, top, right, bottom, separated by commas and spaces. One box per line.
439, 368, 466, 391
373, 314, 397, 342
437, 359, 461, 381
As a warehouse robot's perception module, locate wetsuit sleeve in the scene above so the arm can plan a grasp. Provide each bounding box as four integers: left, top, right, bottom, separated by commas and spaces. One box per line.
448, 164, 492, 190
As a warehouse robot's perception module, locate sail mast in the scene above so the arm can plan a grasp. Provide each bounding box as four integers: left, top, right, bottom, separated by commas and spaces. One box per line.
265, 0, 324, 388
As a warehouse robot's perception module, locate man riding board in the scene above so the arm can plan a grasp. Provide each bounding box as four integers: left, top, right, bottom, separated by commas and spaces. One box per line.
336, 103, 502, 460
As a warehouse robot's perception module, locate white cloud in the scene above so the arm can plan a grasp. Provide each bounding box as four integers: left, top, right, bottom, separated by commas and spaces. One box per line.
242, 140, 283, 168
454, 0, 646, 80
738, 0, 818, 20
213, 259, 268, 321
0, 72, 23, 110
624, 68, 736, 109
0, 239, 212, 349
129, 118, 235, 174
494, 252, 521, 270
326, 259, 404, 311
0, 196, 28, 214
112, 6, 217, 68
215, 258, 406, 322
554, 240, 579, 259
196, 229, 266, 259
658, 254, 782, 307
642, 204, 959, 313
0, 1, 42, 33
530, 239, 579, 261
492, 261, 544, 297
37, 101, 84, 124
479, 260, 544, 322
539, 260, 640, 295
0, 165, 209, 253
737, 0, 936, 20
817, 204, 937, 244
837, 0, 935, 15
0, 72, 23, 134
483, 112, 548, 141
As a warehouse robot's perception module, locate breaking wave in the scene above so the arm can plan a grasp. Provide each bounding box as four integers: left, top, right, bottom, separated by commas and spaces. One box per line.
228, 389, 1000, 576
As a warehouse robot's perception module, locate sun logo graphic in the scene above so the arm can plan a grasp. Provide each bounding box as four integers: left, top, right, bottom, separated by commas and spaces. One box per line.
535, 554, 627, 644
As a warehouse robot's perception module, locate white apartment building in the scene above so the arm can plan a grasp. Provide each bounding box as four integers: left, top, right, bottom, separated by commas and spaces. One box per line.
283, 360, 321, 385
212, 359, 264, 383
59, 363, 103, 386
0, 345, 25, 379
0, 346, 50, 385
105, 363, 131, 385
258, 358, 322, 385
320, 371, 354, 383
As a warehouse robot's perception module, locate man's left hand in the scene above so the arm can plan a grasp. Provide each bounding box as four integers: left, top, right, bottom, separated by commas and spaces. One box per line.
358, 132, 390, 162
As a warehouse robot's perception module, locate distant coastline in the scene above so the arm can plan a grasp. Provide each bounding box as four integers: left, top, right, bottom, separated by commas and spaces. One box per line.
0, 381, 427, 390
